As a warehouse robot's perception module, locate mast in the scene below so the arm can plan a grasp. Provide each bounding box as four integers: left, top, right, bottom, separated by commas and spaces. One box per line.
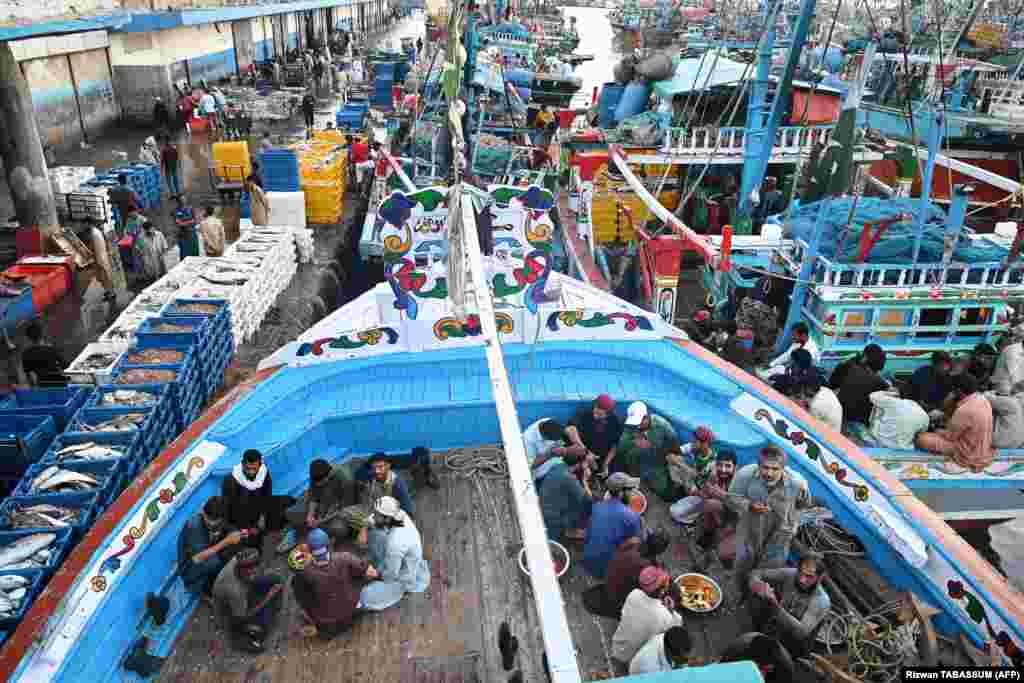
737, 0, 817, 231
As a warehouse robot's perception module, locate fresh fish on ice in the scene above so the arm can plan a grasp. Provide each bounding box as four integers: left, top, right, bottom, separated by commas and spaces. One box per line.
9, 504, 77, 529
55, 442, 122, 461
0, 575, 28, 590
0, 533, 55, 569
83, 413, 146, 431
98, 390, 156, 407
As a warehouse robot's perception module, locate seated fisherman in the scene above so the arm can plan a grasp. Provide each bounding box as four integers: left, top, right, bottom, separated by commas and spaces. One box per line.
539, 451, 595, 543
582, 530, 669, 618
222, 450, 287, 551
916, 373, 996, 472
748, 551, 831, 659
348, 451, 417, 546
665, 425, 717, 504
565, 394, 624, 475
611, 567, 683, 674
630, 625, 693, 674
837, 344, 889, 430
670, 449, 738, 569
719, 632, 796, 683
760, 323, 820, 381
864, 384, 929, 450
617, 401, 683, 500
298, 529, 377, 639
583, 473, 644, 579
359, 496, 431, 611
726, 447, 811, 590
906, 351, 954, 411
278, 459, 357, 554
212, 548, 285, 653
792, 375, 842, 433
987, 388, 1024, 449
178, 496, 246, 595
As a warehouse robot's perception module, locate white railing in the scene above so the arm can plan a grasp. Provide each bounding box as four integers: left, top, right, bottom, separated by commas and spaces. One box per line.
661, 125, 834, 157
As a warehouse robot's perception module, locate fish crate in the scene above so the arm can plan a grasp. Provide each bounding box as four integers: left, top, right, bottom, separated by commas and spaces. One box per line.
40, 430, 140, 472
86, 383, 171, 412
65, 405, 159, 461
0, 568, 47, 630
0, 491, 101, 539
0, 527, 74, 576
0, 387, 93, 433
63, 343, 127, 386
0, 415, 58, 479
16, 460, 126, 507
134, 316, 211, 350
109, 362, 197, 432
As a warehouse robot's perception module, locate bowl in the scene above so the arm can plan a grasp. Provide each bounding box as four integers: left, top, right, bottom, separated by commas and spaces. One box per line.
628, 491, 648, 515
518, 540, 570, 578
675, 572, 723, 613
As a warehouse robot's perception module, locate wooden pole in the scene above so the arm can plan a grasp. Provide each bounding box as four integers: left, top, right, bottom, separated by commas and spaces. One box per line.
0, 43, 59, 240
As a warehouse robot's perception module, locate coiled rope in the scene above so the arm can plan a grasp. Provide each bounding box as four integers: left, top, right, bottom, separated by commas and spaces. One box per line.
444, 445, 509, 479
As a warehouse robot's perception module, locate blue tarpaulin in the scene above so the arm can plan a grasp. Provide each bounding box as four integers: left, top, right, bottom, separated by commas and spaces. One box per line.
652, 51, 752, 97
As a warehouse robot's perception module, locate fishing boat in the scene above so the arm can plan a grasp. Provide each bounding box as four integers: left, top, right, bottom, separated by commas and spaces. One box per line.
2, 178, 1023, 681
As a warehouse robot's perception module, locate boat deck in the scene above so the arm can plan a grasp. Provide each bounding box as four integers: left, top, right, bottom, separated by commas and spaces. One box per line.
159, 446, 907, 681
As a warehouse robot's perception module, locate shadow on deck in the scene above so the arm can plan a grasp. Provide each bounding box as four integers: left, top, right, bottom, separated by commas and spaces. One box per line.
157, 446, 778, 682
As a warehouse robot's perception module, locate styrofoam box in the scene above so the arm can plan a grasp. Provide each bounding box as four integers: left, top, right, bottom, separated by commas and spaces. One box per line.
64, 342, 127, 385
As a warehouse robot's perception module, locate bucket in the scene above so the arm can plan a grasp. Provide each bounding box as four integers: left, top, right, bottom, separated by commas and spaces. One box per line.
518, 540, 570, 578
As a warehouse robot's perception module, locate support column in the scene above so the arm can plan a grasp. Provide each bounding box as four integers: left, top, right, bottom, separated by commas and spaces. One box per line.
0, 43, 59, 239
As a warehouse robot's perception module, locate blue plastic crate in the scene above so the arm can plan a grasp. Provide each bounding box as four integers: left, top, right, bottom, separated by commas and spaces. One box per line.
0, 491, 100, 537
0, 415, 58, 478
0, 387, 92, 432
0, 527, 74, 574
66, 405, 156, 446
40, 430, 140, 470
16, 456, 125, 499
134, 316, 211, 350
161, 298, 228, 319
0, 568, 47, 630
86, 383, 170, 412
0, 285, 34, 335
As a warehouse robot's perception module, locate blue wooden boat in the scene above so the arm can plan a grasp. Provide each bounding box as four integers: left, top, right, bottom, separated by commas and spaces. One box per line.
1, 182, 1023, 682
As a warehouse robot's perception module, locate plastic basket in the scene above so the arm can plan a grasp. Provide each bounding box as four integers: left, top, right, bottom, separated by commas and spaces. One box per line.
134, 316, 211, 350
0, 491, 100, 537
0, 568, 47, 629
16, 459, 126, 505
0, 415, 58, 477
0, 527, 74, 574
87, 383, 171, 411
66, 405, 155, 440
160, 298, 229, 320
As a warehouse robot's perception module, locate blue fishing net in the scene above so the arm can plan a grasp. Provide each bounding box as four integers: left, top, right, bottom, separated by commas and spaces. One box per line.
782, 197, 1009, 264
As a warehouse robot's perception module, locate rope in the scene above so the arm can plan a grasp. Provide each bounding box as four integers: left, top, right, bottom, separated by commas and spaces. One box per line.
444, 445, 510, 479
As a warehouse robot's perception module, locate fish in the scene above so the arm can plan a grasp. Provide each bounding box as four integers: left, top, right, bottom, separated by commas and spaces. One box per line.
99, 390, 156, 407
86, 413, 145, 431
0, 533, 55, 569
29, 468, 99, 493
7, 588, 26, 602
0, 575, 28, 590
9, 504, 77, 529
55, 444, 121, 462
56, 442, 99, 456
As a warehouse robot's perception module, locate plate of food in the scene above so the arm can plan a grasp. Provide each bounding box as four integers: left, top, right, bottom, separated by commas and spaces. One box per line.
675, 573, 722, 613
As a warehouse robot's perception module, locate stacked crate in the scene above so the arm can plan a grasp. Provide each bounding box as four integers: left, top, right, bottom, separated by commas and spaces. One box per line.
159, 299, 233, 403
259, 149, 302, 192
292, 141, 348, 225
335, 100, 369, 129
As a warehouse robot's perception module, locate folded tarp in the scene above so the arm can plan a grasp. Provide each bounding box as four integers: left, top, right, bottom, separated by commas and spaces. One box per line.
651, 51, 751, 98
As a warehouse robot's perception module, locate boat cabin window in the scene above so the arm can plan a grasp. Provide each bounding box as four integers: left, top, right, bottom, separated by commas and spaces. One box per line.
839, 308, 873, 343
955, 306, 994, 341
917, 307, 952, 339
876, 308, 911, 339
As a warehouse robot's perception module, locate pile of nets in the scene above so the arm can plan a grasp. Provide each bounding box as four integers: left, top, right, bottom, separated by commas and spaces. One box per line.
471, 133, 527, 177
783, 198, 1009, 264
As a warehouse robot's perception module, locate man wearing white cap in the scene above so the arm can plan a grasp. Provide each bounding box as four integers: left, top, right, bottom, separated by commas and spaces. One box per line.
991, 324, 1024, 394
359, 496, 430, 611
617, 401, 682, 501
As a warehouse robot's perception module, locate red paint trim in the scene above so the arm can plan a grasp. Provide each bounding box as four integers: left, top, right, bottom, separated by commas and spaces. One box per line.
0, 367, 278, 681
674, 338, 1024, 628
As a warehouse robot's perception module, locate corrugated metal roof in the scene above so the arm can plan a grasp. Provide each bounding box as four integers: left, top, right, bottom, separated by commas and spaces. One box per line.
0, 15, 127, 42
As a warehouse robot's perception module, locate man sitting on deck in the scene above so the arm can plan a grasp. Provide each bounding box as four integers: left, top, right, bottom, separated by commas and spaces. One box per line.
611, 567, 683, 674
630, 625, 693, 674
212, 548, 285, 653
837, 344, 889, 430
178, 496, 246, 595
565, 394, 624, 476
359, 496, 431, 611
582, 530, 669, 619
759, 323, 819, 382
670, 449, 738, 570
726, 447, 811, 590
222, 450, 287, 552
335, 452, 418, 547
906, 351, 954, 411
987, 388, 1024, 449
539, 452, 595, 543
583, 473, 644, 579
617, 401, 683, 501
278, 459, 357, 554
719, 632, 796, 683
916, 373, 996, 473
792, 375, 842, 433
665, 425, 717, 510
748, 551, 831, 660
298, 529, 377, 639
991, 324, 1024, 394
862, 384, 930, 450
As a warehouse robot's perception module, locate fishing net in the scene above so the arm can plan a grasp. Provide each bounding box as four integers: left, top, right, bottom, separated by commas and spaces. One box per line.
471, 133, 527, 177
617, 111, 669, 145
783, 198, 1009, 264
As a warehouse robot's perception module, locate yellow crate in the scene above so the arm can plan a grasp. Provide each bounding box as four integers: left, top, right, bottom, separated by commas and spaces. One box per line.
591, 191, 681, 244
212, 141, 252, 182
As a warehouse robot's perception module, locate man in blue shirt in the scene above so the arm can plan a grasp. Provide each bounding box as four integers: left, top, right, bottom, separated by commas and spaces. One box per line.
177, 496, 246, 594
907, 351, 954, 411
539, 452, 595, 542
583, 472, 643, 578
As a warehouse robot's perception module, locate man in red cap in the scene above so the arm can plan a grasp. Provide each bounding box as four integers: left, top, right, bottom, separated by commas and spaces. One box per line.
611, 565, 682, 673
566, 394, 625, 476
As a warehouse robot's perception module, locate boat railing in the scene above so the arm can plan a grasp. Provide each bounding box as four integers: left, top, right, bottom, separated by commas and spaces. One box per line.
661, 124, 834, 157
790, 239, 1018, 288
